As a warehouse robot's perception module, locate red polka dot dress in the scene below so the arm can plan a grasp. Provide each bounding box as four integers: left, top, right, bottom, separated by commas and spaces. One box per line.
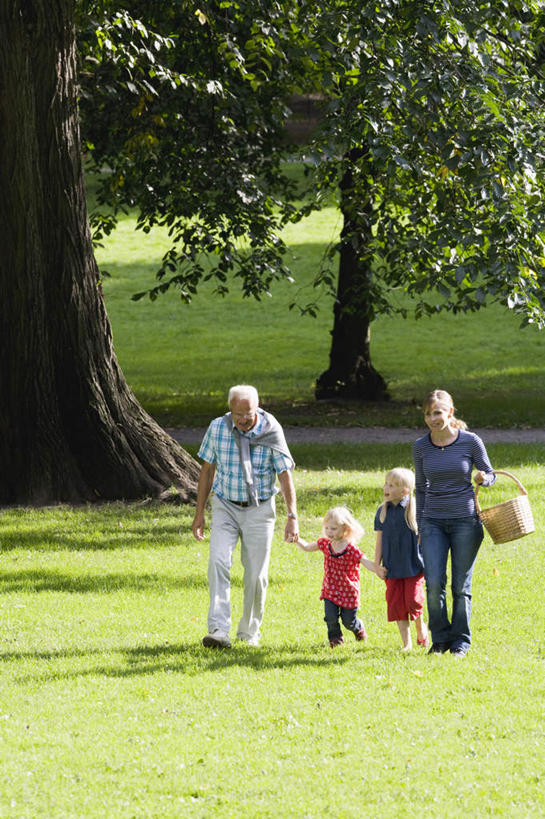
318, 538, 363, 608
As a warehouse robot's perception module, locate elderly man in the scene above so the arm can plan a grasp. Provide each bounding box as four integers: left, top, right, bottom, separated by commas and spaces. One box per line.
192, 385, 297, 648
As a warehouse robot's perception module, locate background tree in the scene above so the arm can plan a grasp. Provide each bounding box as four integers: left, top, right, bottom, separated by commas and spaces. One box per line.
81, 1, 545, 403
0, 0, 200, 504
305, 1, 545, 398
4, 1, 544, 505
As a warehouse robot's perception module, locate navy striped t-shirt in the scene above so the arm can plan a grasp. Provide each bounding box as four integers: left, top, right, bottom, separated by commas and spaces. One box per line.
413, 430, 495, 527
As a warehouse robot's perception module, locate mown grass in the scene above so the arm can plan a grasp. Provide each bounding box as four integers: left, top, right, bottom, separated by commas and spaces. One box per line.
1, 444, 544, 817
95, 196, 545, 428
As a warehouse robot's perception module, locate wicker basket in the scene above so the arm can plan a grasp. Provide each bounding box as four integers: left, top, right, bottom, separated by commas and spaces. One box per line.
475, 470, 535, 544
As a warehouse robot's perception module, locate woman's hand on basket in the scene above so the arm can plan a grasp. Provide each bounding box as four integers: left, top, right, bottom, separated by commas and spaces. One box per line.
474, 470, 486, 485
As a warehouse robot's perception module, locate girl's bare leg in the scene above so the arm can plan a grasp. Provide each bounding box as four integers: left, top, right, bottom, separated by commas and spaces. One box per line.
397, 619, 411, 651
415, 613, 429, 645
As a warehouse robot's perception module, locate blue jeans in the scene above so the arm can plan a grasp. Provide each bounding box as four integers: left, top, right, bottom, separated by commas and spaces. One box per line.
323, 599, 362, 640
420, 516, 483, 652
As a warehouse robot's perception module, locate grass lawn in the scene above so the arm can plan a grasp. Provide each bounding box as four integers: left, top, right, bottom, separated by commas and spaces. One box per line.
95, 202, 545, 429
2, 176, 543, 817
1, 444, 544, 817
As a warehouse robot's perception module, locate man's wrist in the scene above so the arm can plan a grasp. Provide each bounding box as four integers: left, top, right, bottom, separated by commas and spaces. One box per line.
287, 512, 297, 519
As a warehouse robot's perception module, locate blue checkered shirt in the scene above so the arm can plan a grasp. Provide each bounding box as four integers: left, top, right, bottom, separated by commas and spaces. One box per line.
198, 411, 293, 502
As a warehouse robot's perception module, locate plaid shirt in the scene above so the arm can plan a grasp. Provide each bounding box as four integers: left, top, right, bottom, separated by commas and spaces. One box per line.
198, 411, 293, 502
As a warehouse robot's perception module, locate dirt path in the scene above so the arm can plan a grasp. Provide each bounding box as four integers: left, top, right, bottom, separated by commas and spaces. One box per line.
166, 426, 545, 445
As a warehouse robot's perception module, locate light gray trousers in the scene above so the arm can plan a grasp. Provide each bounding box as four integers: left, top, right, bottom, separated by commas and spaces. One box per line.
208, 494, 276, 640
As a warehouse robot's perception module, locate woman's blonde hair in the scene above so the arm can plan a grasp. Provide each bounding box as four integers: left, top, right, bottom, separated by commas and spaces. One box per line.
422, 389, 467, 431
323, 506, 364, 544
379, 468, 417, 533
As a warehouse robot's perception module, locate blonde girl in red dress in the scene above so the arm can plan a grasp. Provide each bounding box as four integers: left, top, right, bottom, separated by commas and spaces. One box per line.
295, 506, 377, 647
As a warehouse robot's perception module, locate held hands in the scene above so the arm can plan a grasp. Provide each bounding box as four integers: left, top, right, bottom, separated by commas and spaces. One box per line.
284, 516, 298, 543
376, 564, 388, 580
193, 510, 299, 543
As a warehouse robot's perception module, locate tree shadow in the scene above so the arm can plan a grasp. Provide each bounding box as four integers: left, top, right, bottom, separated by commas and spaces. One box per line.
0, 568, 213, 594
0, 562, 304, 594
293, 442, 545, 472
6, 639, 384, 685
0, 513, 193, 553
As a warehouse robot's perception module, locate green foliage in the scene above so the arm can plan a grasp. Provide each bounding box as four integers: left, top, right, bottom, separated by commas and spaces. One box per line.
79, 1, 545, 336
304, 1, 545, 326
78, 0, 307, 301
1, 447, 545, 816
97, 204, 545, 428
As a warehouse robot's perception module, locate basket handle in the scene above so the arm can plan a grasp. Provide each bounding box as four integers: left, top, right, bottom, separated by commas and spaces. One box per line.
474, 469, 528, 513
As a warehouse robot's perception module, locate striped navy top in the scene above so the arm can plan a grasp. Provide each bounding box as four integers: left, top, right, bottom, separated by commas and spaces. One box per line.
413, 430, 495, 527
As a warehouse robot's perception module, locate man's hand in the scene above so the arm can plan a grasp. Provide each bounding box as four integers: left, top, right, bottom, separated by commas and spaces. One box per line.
192, 511, 206, 541
284, 516, 298, 542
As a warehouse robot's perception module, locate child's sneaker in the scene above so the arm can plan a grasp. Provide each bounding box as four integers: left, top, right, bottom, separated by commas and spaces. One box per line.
354, 627, 367, 642
329, 636, 344, 648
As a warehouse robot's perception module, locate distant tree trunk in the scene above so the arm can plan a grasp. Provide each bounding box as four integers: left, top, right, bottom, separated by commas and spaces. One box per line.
315, 149, 389, 401
0, 0, 199, 504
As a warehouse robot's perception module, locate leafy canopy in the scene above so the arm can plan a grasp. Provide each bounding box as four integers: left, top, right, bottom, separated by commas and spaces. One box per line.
78, 0, 308, 301
78, 1, 545, 326
303, 1, 545, 326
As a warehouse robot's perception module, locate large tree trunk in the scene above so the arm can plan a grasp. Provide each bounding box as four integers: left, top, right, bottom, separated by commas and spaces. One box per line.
315, 149, 389, 401
0, 0, 199, 505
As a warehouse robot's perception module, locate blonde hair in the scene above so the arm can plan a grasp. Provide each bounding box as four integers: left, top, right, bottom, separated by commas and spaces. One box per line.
323, 506, 364, 544
379, 468, 418, 533
422, 389, 467, 431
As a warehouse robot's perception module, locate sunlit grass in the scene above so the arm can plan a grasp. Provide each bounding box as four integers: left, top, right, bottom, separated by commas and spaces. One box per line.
1, 445, 544, 817
95, 200, 545, 428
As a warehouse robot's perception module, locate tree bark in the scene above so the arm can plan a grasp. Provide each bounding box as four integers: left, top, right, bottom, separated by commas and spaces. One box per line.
0, 0, 199, 504
315, 149, 389, 401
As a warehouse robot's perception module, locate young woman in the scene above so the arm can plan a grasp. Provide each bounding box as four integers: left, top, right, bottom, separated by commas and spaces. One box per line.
413, 389, 495, 657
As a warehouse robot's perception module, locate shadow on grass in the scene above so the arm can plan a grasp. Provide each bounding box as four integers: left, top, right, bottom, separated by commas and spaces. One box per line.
0, 562, 306, 594
0, 568, 212, 594
8, 640, 394, 684
293, 443, 545, 471
0, 521, 193, 553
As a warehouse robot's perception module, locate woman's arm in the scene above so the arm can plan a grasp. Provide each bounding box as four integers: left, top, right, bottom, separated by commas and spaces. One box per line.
472, 436, 496, 486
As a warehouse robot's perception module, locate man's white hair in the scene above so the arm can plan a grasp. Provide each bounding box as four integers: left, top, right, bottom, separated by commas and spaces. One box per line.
228, 384, 259, 407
